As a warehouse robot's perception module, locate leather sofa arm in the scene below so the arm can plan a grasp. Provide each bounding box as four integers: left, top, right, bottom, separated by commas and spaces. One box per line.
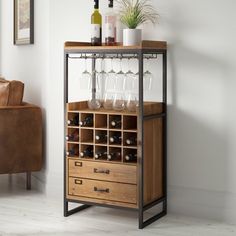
0, 103, 43, 174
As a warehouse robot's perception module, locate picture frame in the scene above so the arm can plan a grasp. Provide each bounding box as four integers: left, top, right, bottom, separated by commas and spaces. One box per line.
14, 0, 34, 45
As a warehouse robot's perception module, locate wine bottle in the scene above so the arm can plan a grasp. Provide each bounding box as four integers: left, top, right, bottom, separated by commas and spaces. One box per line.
95, 151, 108, 159
125, 153, 137, 162
110, 117, 121, 128
126, 136, 137, 145
79, 115, 93, 127
66, 148, 79, 157
66, 130, 79, 141
67, 115, 79, 126
109, 135, 121, 144
95, 133, 108, 142
91, 0, 102, 46
107, 152, 121, 161
80, 147, 93, 158
105, 0, 116, 46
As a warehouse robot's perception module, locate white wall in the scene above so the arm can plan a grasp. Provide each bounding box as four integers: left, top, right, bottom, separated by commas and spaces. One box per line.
0, 0, 50, 190
1, 0, 236, 223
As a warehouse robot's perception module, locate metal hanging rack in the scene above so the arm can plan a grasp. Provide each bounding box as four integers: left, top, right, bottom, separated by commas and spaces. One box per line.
68, 53, 158, 60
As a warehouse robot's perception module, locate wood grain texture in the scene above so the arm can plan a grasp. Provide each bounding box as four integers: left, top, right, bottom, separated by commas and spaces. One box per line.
67, 101, 163, 116
67, 101, 88, 111
68, 177, 137, 204
64, 40, 167, 51
143, 118, 163, 205
66, 194, 138, 209
68, 158, 137, 184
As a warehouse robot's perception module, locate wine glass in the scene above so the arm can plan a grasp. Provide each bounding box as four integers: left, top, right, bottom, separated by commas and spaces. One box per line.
125, 58, 135, 77
97, 58, 107, 103
113, 92, 125, 111
87, 58, 101, 110
115, 57, 126, 91
106, 57, 116, 91
143, 58, 153, 91
124, 58, 135, 91
80, 57, 91, 90
103, 92, 114, 110
126, 93, 139, 112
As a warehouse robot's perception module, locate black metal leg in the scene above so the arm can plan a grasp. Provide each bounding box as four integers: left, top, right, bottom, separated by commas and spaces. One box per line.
64, 200, 91, 217
139, 50, 168, 229
26, 172, 31, 190
163, 51, 168, 215
139, 198, 167, 229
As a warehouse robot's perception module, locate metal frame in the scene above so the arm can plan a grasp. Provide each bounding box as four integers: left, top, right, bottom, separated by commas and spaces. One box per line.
64, 47, 167, 229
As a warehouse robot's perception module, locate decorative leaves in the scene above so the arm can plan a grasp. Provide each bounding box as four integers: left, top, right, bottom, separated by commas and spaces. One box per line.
116, 0, 159, 29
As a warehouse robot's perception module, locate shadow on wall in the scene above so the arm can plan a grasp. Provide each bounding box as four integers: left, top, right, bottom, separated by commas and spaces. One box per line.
167, 42, 233, 221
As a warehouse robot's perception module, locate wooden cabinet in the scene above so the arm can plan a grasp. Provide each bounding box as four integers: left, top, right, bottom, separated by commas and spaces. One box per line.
64, 41, 167, 229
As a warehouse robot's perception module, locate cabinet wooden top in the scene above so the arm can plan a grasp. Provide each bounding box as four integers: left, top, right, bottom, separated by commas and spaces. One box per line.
64, 40, 167, 52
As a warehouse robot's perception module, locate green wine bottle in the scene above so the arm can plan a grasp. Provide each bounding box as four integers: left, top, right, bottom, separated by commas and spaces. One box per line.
91, 0, 102, 46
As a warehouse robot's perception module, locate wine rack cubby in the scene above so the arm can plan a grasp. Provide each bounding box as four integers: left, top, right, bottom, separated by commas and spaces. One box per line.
66, 103, 140, 165
64, 41, 167, 229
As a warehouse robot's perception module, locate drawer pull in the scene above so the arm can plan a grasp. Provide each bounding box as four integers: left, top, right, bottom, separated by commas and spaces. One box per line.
94, 187, 109, 193
74, 179, 82, 185
75, 161, 82, 167
94, 168, 110, 174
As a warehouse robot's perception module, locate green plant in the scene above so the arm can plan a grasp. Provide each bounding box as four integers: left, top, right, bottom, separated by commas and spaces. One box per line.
116, 0, 159, 29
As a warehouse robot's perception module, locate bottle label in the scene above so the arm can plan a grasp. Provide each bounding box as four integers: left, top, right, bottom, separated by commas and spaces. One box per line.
105, 23, 114, 38
91, 24, 100, 38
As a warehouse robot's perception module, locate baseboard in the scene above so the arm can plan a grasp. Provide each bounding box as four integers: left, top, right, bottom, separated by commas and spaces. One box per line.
168, 185, 236, 224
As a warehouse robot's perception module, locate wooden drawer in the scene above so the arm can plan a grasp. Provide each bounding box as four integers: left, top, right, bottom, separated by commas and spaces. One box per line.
68, 159, 137, 184
68, 177, 137, 204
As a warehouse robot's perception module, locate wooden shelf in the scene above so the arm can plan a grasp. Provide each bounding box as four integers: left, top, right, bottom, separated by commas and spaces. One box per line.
67, 101, 164, 116
64, 40, 167, 52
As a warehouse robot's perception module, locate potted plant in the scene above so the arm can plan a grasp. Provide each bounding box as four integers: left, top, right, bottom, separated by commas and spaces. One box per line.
116, 0, 159, 46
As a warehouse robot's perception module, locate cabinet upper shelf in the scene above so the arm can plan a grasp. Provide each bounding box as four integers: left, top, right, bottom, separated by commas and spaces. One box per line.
64, 40, 167, 53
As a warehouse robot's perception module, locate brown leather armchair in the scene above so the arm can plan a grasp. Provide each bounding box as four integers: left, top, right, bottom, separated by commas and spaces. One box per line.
0, 78, 43, 189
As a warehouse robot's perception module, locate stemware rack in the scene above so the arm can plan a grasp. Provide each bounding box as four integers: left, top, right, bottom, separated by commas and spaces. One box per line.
64, 41, 167, 229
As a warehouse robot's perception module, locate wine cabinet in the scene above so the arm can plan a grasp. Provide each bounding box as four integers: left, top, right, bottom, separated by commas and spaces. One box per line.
64, 41, 167, 229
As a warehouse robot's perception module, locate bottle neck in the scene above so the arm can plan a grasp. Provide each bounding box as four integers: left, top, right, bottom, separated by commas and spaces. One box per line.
109, 0, 113, 8
94, 0, 99, 9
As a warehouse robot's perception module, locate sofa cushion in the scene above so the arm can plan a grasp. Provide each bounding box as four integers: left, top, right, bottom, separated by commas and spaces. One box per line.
0, 78, 24, 106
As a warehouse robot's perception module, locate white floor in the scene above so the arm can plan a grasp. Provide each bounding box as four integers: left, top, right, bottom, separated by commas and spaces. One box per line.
0, 176, 236, 236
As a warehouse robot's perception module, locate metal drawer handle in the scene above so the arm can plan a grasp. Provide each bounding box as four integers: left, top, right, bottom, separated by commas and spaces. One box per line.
75, 161, 82, 167
94, 187, 109, 193
74, 179, 82, 185
94, 168, 110, 174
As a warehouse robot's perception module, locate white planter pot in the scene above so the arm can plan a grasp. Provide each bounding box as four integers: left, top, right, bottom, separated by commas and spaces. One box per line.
123, 29, 142, 46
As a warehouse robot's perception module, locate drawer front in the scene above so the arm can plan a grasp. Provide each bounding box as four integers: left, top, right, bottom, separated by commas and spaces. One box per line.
68, 177, 137, 204
68, 159, 137, 184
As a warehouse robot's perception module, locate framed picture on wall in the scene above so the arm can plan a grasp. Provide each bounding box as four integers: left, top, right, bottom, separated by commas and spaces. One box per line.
14, 0, 34, 45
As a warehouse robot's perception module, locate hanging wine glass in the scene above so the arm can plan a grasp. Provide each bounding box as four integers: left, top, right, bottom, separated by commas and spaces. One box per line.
103, 57, 116, 109
143, 58, 153, 91
106, 57, 116, 91
113, 57, 126, 111
115, 57, 126, 91
87, 57, 101, 110
125, 57, 135, 76
126, 93, 139, 112
97, 58, 107, 104
113, 92, 125, 111
103, 92, 114, 110
124, 57, 135, 91
80, 56, 91, 90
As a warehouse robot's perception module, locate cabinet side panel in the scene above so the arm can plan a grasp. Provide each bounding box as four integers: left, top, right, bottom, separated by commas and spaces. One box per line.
143, 118, 163, 205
